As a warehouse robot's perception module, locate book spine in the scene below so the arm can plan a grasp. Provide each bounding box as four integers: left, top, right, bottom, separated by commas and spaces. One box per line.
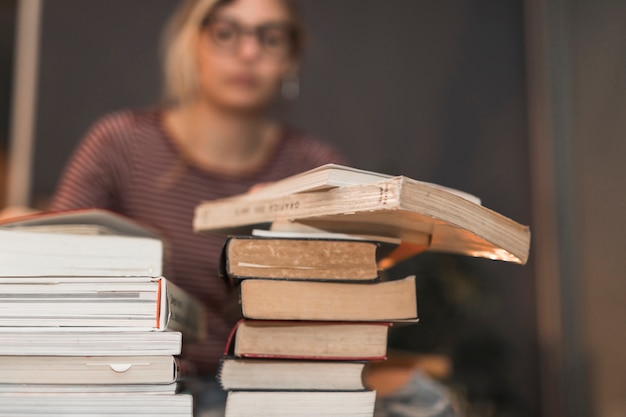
193, 180, 402, 232
159, 278, 207, 342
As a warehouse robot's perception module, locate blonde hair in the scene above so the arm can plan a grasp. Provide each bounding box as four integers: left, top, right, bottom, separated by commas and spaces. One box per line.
160, 0, 305, 107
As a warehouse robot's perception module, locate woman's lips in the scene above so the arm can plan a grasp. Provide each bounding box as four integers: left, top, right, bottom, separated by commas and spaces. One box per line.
225, 74, 259, 88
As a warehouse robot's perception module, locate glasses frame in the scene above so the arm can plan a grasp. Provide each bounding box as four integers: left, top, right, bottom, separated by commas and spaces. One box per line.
200, 16, 297, 59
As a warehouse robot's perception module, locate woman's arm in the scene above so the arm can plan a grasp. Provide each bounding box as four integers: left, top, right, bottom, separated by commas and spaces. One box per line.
49, 112, 134, 212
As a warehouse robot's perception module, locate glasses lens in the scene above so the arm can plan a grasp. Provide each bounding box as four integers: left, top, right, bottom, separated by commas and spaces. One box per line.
207, 20, 239, 48
258, 25, 292, 57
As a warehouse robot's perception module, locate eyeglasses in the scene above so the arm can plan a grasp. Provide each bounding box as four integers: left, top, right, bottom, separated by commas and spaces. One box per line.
201, 17, 296, 59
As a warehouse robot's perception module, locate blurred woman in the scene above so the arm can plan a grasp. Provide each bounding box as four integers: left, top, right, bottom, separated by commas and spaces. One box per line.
49, 0, 460, 416
50, 0, 344, 414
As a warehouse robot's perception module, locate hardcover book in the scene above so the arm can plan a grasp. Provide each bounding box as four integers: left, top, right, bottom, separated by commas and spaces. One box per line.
218, 358, 368, 391
225, 320, 391, 360
220, 235, 389, 282
225, 390, 376, 417
238, 275, 418, 321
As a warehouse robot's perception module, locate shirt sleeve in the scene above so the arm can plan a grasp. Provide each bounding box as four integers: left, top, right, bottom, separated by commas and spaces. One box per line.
48, 112, 134, 212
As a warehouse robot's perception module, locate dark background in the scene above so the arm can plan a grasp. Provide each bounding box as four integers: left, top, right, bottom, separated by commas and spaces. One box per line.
7, 0, 538, 415
0, 0, 16, 208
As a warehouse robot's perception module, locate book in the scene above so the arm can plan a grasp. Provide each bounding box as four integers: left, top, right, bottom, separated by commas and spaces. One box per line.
236, 163, 481, 204
0, 355, 182, 385
0, 276, 207, 341
218, 358, 368, 391
0, 329, 182, 356
0, 392, 193, 416
0, 382, 179, 394
226, 320, 390, 360
193, 168, 530, 264
220, 235, 390, 282
238, 275, 418, 321
0, 208, 163, 277
225, 390, 376, 416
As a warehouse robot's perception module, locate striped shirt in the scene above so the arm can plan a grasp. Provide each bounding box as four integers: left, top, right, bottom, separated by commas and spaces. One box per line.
49, 108, 346, 374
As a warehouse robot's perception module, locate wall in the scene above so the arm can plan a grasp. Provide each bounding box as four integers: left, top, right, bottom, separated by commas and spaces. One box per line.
572, 0, 626, 415
525, 0, 626, 415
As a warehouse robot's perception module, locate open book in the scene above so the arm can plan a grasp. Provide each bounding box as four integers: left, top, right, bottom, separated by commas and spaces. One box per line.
238, 163, 482, 204
193, 165, 530, 264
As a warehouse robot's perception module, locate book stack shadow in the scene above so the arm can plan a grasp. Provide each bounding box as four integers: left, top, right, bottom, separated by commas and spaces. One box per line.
216, 235, 417, 417
0, 210, 206, 417
193, 164, 532, 417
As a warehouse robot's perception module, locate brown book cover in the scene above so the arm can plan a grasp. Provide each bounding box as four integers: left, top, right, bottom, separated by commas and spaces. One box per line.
219, 235, 400, 284
224, 319, 391, 361
238, 276, 418, 322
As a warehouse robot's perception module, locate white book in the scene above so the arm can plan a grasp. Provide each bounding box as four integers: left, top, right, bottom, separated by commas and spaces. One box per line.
0, 276, 207, 342
0, 382, 178, 394
0, 329, 182, 356
0, 208, 163, 277
0, 392, 193, 416
0, 355, 181, 385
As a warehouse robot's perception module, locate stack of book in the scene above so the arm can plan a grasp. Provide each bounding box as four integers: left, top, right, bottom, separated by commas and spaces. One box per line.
193, 164, 531, 417
0, 209, 205, 417
216, 234, 417, 416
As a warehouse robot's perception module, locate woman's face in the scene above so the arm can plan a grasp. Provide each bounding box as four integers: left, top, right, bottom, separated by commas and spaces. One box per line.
195, 0, 297, 112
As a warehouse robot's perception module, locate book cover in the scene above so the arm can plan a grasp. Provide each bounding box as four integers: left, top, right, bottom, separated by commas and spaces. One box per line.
218, 357, 368, 391
219, 235, 392, 283
238, 276, 418, 322
224, 320, 391, 361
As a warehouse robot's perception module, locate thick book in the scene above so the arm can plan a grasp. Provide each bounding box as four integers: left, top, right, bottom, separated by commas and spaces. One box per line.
0, 276, 206, 341
225, 390, 376, 417
218, 358, 368, 391
0, 329, 182, 356
0, 382, 178, 394
238, 276, 418, 321
193, 166, 530, 264
0, 355, 182, 385
220, 235, 391, 282
225, 320, 390, 360
0, 208, 163, 277
0, 392, 193, 416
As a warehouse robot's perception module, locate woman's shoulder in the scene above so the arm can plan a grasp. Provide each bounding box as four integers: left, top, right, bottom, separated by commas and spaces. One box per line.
88, 108, 161, 135
78, 107, 164, 151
